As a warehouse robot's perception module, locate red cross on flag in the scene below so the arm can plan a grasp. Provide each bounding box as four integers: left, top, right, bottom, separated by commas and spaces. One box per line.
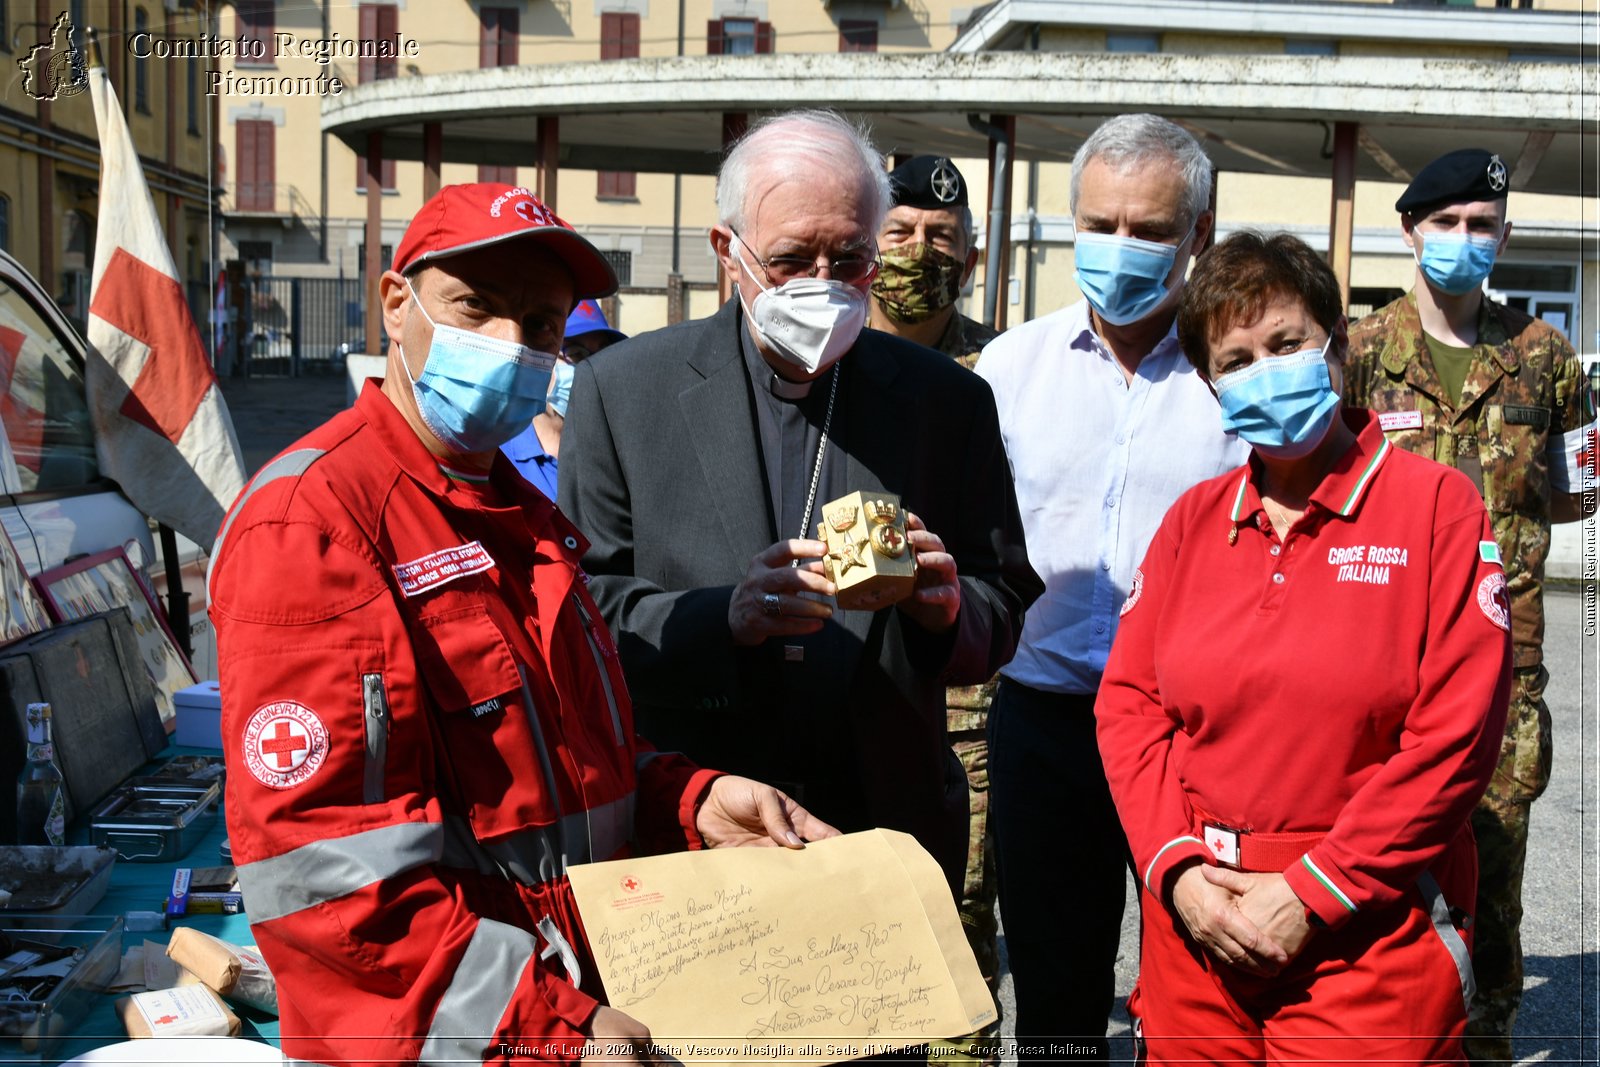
85, 59, 245, 547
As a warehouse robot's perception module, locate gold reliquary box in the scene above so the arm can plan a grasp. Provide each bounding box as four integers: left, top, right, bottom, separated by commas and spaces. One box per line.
817, 490, 917, 612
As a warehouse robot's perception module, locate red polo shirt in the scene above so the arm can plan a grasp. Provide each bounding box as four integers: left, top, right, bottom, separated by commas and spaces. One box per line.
1096, 409, 1511, 929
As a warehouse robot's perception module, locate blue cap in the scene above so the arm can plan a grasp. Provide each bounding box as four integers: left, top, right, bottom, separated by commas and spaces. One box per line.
565, 299, 627, 344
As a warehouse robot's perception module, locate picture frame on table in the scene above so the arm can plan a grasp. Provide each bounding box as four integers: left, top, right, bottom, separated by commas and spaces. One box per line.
33, 548, 196, 730
0, 521, 51, 648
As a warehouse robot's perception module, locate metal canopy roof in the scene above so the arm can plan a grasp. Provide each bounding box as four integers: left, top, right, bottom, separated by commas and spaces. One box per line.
320, 51, 1591, 197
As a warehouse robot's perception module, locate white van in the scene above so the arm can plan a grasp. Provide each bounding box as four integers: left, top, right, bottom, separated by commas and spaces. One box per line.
0, 249, 215, 679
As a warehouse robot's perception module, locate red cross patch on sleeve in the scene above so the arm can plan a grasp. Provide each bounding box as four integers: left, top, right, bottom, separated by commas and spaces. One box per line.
243, 701, 330, 790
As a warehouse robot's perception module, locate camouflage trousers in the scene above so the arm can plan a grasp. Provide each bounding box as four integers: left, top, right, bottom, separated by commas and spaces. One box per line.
928, 680, 1001, 1067
1465, 664, 1553, 1066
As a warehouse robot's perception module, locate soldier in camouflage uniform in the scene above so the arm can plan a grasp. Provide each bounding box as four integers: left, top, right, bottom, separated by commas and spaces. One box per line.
1343, 148, 1596, 1066
871, 155, 1002, 1067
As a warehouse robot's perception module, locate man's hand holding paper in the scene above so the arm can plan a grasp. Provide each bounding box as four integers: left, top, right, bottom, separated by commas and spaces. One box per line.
568, 829, 997, 1064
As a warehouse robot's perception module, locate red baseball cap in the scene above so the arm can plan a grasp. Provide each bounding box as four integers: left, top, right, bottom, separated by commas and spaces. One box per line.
391, 183, 618, 299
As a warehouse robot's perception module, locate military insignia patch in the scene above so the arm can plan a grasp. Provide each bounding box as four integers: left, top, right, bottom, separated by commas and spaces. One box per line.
1486, 155, 1508, 193
930, 159, 961, 204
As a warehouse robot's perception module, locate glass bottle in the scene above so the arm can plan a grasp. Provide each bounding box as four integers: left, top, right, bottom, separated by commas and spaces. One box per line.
16, 702, 65, 846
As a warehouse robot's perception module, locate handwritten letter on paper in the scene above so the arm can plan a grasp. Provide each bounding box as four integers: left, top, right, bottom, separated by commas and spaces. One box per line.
566, 829, 995, 1063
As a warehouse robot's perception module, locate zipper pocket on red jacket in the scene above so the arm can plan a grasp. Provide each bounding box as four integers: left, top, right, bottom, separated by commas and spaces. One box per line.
571, 595, 625, 746
361, 672, 390, 804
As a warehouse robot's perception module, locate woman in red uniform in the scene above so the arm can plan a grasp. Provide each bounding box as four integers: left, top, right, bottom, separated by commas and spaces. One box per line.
1097, 231, 1512, 1064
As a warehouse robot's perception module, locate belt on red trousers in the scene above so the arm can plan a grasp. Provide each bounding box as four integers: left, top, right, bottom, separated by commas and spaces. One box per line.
1195, 813, 1325, 873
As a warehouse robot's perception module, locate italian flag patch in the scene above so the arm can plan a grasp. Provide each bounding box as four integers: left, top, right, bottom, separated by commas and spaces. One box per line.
1480, 541, 1502, 564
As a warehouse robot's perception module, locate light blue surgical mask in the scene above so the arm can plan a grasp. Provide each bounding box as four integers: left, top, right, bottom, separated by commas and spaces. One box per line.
1416, 231, 1501, 296
1073, 227, 1192, 326
401, 280, 556, 453
1214, 346, 1341, 460
547, 358, 576, 419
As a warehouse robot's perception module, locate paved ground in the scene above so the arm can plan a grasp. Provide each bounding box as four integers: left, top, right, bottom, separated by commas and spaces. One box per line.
219, 373, 351, 476
218, 374, 1599, 1064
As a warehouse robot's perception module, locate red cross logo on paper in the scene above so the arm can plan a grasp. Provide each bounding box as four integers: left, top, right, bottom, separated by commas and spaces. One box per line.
620, 876, 641, 894
243, 701, 330, 790
154, 1015, 179, 1026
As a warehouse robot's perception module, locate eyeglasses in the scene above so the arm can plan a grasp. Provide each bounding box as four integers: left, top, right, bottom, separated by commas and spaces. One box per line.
732, 230, 879, 286
560, 339, 606, 363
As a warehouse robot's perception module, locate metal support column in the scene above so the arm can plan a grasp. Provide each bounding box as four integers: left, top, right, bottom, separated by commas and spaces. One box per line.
363, 131, 384, 356
970, 113, 1015, 331
423, 122, 442, 201
536, 115, 560, 212
1328, 121, 1358, 309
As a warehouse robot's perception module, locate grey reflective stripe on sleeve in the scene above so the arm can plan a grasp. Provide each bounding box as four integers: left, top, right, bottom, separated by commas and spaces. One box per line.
362, 673, 390, 805
563, 792, 634, 867
419, 918, 537, 1066
206, 447, 326, 601
1418, 869, 1475, 1013
469, 792, 636, 888
237, 821, 443, 923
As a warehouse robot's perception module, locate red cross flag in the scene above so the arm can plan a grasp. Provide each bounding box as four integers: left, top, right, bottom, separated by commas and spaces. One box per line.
85, 58, 245, 547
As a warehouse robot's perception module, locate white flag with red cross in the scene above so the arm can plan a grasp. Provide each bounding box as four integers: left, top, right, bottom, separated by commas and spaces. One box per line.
85, 59, 245, 547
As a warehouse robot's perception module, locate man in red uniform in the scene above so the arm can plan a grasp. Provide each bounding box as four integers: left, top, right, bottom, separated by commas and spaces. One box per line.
209, 184, 836, 1067
1096, 232, 1511, 1062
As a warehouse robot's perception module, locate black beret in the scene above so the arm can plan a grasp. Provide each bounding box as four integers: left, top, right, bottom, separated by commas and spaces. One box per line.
1396, 148, 1510, 216
888, 156, 969, 210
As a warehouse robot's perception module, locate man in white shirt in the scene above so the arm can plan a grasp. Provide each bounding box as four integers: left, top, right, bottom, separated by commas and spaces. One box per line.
975, 113, 1249, 1062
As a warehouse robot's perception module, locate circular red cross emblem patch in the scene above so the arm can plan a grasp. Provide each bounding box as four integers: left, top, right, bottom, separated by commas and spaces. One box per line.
1477, 573, 1510, 632
243, 701, 329, 790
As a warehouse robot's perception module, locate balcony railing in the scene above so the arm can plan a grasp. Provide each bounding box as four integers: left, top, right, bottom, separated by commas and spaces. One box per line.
220, 182, 316, 220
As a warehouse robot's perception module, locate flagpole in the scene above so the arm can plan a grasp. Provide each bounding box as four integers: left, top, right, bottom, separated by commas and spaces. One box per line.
86, 26, 197, 662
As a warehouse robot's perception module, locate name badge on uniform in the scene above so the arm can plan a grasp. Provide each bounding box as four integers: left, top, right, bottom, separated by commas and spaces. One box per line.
1379, 410, 1424, 432
394, 541, 495, 597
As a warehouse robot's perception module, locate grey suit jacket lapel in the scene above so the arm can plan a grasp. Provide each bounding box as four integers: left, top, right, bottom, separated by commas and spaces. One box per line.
679, 301, 774, 562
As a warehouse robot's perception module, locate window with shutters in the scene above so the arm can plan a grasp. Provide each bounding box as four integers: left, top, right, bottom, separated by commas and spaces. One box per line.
597, 170, 637, 200
707, 17, 772, 55
600, 11, 640, 60
598, 12, 641, 201
359, 4, 399, 82
134, 8, 150, 112
479, 165, 517, 184
236, 0, 275, 66
356, 152, 397, 192
235, 120, 276, 212
839, 20, 877, 53
480, 7, 518, 67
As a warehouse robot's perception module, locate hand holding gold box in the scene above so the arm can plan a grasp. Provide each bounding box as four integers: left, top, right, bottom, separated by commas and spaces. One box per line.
817, 491, 917, 612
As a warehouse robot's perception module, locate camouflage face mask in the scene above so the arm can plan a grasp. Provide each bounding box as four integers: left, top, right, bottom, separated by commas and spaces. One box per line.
871, 243, 964, 324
